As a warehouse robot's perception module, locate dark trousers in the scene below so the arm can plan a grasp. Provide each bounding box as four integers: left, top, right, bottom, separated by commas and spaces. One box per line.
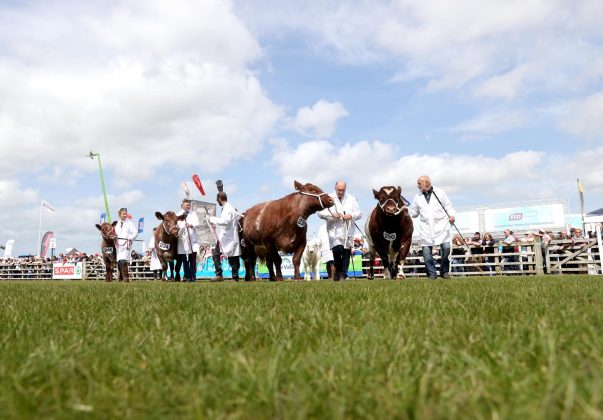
176, 253, 196, 281
212, 244, 241, 279
332, 245, 351, 280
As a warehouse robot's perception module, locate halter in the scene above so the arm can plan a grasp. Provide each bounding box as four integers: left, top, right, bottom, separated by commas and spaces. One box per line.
102, 227, 117, 241
163, 221, 178, 237
299, 190, 330, 209
378, 198, 405, 216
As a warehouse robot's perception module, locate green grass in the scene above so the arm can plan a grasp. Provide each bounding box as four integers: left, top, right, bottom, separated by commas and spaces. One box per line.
0, 277, 602, 419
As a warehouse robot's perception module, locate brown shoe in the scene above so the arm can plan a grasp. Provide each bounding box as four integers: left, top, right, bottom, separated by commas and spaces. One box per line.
210, 276, 224, 282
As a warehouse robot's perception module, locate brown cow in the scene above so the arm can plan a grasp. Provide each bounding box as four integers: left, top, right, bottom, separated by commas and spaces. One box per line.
95, 221, 118, 282
154, 211, 187, 281
241, 180, 335, 281
365, 186, 414, 279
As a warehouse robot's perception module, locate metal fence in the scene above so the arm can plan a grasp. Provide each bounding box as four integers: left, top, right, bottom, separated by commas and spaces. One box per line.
1, 234, 602, 280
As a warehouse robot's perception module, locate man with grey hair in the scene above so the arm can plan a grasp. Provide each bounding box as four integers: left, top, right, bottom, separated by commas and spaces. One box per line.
408, 175, 455, 279
318, 180, 362, 280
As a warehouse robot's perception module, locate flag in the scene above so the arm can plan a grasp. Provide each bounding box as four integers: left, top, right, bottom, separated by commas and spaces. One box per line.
40, 231, 55, 258
41, 200, 55, 213
138, 217, 144, 234
577, 178, 585, 222
4, 239, 15, 258
577, 178, 584, 193
100, 212, 107, 224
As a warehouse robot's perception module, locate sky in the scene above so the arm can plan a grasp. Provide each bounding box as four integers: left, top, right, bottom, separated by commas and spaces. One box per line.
1, 0, 603, 256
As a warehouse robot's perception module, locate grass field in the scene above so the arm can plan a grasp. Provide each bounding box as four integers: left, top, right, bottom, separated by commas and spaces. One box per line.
0, 277, 602, 419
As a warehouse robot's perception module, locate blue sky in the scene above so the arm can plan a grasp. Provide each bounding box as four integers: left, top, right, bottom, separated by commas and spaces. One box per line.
1, 0, 602, 256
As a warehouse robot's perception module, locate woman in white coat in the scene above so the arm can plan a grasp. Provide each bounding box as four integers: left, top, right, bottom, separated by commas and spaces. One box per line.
209, 192, 242, 281
408, 176, 455, 279
114, 208, 138, 282
148, 229, 163, 280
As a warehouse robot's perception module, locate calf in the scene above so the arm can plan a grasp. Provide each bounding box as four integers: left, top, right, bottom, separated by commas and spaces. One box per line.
302, 238, 322, 281
365, 186, 414, 279
154, 211, 187, 281
95, 221, 118, 282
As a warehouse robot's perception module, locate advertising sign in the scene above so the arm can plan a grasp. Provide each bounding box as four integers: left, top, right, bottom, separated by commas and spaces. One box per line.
53, 262, 85, 280
483, 204, 566, 232
454, 211, 480, 234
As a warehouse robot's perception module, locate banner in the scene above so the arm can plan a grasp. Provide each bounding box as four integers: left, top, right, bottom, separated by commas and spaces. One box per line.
100, 212, 107, 224
138, 217, 144, 234
52, 262, 85, 280
453, 211, 480, 234
41, 200, 55, 213
483, 204, 566, 232
257, 254, 364, 279
3, 239, 15, 258
40, 231, 55, 258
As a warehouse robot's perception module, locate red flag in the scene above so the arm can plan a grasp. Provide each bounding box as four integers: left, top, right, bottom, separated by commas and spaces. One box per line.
192, 174, 205, 196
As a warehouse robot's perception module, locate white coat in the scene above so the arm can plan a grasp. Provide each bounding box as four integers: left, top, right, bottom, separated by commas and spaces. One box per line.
177, 209, 200, 255
318, 223, 334, 262
115, 219, 138, 261
318, 193, 362, 249
148, 236, 162, 271
209, 202, 241, 257
408, 187, 455, 247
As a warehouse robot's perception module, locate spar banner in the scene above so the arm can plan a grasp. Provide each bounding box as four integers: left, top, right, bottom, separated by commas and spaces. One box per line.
40, 231, 55, 258
483, 203, 566, 232
3, 239, 15, 258
53, 262, 85, 280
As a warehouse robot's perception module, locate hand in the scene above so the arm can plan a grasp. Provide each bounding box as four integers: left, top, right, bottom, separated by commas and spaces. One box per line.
343, 214, 353, 220
449, 216, 455, 224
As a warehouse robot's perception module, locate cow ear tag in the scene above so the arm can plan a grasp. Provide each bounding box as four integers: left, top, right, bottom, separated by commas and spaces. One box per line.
297, 217, 306, 228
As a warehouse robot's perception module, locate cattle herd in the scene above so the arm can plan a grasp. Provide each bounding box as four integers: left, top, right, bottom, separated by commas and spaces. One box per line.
95, 181, 414, 282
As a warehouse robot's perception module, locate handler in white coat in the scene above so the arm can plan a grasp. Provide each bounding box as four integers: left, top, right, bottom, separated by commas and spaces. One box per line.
115, 207, 138, 282
318, 180, 362, 280
176, 198, 200, 282
408, 175, 455, 279
209, 192, 242, 281
148, 229, 163, 280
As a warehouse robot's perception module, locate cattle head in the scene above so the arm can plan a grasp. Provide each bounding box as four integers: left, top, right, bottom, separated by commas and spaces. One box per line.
155, 211, 187, 236
95, 221, 118, 240
373, 186, 406, 216
294, 180, 335, 209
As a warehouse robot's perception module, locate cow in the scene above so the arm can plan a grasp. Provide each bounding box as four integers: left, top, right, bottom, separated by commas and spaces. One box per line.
154, 211, 187, 281
302, 238, 322, 281
241, 181, 335, 281
95, 221, 118, 282
365, 186, 414, 279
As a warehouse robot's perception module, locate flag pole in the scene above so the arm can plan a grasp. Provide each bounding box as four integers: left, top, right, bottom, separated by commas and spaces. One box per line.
577, 178, 585, 232
87, 151, 111, 223
37, 203, 43, 257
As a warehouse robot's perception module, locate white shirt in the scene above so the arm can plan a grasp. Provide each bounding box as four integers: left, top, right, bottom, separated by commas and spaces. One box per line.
148, 236, 162, 271
115, 219, 138, 261
209, 202, 242, 257
318, 192, 362, 249
408, 187, 454, 247
177, 209, 200, 254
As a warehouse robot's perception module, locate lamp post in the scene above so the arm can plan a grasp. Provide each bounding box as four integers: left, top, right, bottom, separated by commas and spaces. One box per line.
87, 151, 111, 223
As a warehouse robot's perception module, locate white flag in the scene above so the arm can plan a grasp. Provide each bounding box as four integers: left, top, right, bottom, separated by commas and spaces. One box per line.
41, 200, 55, 213
4, 239, 15, 258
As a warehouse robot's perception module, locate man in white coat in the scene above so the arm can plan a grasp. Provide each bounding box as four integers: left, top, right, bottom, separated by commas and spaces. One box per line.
176, 198, 200, 282
209, 192, 242, 281
115, 207, 138, 282
318, 180, 362, 280
408, 175, 455, 279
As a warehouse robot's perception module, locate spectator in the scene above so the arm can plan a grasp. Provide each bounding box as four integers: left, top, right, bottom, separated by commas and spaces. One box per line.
450, 234, 466, 273
481, 233, 496, 275
501, 229, 518, 272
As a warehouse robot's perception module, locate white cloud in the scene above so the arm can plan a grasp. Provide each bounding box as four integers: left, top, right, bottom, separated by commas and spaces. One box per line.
289, 100, 349, 138
0, 0, 283, 183
558, 91, 603, 141
449, 109, 530, 140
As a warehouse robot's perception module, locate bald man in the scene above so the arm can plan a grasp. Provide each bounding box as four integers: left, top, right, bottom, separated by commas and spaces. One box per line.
318, 180, 362, 280
408, 176, 455, 279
